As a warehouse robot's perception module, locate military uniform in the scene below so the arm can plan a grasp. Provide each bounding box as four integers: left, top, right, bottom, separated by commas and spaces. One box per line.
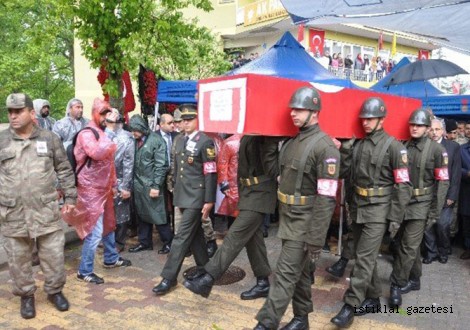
0, 125, 76, 297
204, 135, 279, 280
390, 136, 449, 287
160, 130, 217, 281
256, 124, 340, 328
340, 129, 412, 308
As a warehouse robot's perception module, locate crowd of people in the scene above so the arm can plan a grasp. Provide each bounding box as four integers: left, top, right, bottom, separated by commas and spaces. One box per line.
1, 90, 469, 330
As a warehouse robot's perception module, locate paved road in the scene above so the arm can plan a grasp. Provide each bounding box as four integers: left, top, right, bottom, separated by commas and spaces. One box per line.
0, 223, 468, 330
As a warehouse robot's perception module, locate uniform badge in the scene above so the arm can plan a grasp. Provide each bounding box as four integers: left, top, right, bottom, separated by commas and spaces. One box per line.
206, 147, 216, 160
400, 150, 408, 164
188, 156, 194, 164
325, 158, 337, 175
443, 152, 448, 165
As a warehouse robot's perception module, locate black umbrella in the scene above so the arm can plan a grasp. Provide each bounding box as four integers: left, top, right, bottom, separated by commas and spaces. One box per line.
384, 59, 468, 87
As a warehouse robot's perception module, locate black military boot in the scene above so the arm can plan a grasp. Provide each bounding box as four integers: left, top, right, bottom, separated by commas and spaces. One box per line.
389, 284, 402, 307
20, 296, 36, 319
183, 273, 215, 298
280, 315, 309, 330
331, 304, 354, 328
253, 322, 274, 330
400, 278, 420, 294
241, 277, 270, 300
326, 257, 349, 278
354, 297, 381, 316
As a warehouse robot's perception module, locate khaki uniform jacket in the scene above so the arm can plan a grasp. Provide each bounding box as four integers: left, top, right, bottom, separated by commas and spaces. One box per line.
173, 131, 217, 209
405, 136, 449, 220
237, 136, 280, 215
347, 129, 412, 224
277, 124, 340, 245
0, 126, 76, 238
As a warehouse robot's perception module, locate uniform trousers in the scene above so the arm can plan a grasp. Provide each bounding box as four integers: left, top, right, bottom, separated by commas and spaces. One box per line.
424, 207, 453, 258
391, 219, 426, 286
256, 240, 312, 328
205, 210, 270, 279
4, 230, 66, 296
343, 221, 388, 307
161, 208, 209, 281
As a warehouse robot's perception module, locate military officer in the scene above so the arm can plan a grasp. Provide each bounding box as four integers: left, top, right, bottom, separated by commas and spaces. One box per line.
254, 87, 340, 330
331, 97, 412, 328
152, 104, 217, 295
183, 134, 280, 299
389, 109, 449, 307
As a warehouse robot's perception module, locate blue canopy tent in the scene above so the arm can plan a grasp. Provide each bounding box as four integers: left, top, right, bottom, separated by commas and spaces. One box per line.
157, 80, 197, 103
157, 32, 361, 104
227, 32, 361, 89
371, 58, 442, 98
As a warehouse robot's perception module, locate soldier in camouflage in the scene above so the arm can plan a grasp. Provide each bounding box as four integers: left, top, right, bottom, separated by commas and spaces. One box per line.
255, 87, 340, 330
0, 93, 77, 319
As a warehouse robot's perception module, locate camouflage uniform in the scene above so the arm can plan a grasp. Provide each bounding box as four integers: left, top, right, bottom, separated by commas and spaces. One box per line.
0, 125, 76, 296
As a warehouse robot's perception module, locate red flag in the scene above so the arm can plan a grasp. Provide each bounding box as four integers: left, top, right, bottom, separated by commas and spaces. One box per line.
452, 81, 461, 94
418, 50, 429, 60
309, 29, 325, 56
297, 24, 305, 42
378, 31, 384, 50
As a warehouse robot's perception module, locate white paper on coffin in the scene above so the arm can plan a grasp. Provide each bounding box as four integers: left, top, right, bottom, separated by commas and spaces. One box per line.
198, 77, 247, 133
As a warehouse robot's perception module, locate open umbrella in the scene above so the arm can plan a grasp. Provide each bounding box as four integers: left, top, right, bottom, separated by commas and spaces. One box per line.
384, 59, 468, 87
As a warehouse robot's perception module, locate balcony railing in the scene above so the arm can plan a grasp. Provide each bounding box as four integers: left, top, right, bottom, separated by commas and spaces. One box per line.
328, 66, 387, 83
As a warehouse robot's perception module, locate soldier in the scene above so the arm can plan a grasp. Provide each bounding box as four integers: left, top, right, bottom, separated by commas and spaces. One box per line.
152, 104, 217, 295
389, 109, 449, 307
254, 87, 340, 330
182, 133, 280, 300
0, 93, 77, 319
331, 97, 412, 328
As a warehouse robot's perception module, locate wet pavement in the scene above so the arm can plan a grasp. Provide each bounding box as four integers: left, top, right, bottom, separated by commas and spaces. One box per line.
0, 222, 469, 330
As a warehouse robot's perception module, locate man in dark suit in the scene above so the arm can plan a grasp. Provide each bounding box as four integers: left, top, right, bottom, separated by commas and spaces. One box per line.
458, 122, 470, 260
152, 104, 217, 295
424, 118, 461, 264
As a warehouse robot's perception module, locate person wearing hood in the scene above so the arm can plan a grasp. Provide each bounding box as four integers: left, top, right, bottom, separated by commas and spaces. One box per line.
62, 98, 131, 285
52, 98, 89, 148
128, 114, 174, 254
33, 99, 56, 131
105, 109, 135, 252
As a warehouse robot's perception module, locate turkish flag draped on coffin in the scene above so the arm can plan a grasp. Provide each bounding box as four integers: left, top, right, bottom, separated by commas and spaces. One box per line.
198, 74, 421, 140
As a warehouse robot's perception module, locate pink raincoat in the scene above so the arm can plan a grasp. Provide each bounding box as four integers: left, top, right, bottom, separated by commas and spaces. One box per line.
62, 99, 117, 239
216, 134, 241, 217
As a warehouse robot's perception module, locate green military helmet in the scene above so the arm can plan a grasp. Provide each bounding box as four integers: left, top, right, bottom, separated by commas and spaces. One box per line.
288, 86, 321, 111
409, 108, 432, 126
359, 97, 387, 118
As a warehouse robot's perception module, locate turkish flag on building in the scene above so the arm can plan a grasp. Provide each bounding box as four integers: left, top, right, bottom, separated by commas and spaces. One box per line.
378, 31, 384, 50
418, 50, 430, 60
309, 29, 325, 56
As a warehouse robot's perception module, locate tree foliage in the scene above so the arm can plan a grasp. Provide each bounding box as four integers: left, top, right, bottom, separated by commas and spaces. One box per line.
0, 0, 74, 123
72, 0, 231, 111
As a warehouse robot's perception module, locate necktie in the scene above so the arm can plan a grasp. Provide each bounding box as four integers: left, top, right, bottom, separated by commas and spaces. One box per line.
164, 133, 172, 163
184, 136, 189, 148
